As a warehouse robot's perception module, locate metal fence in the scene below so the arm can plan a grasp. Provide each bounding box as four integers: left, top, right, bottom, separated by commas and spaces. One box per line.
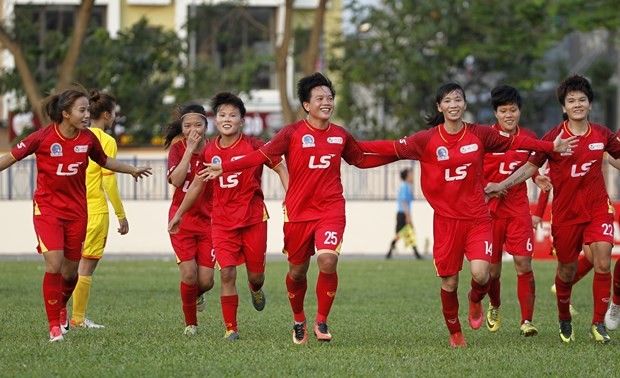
1, 157, 620, 201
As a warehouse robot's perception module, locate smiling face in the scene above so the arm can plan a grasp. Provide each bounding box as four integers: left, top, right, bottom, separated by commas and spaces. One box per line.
214, 104, 243, 138
562, 90, 591, 122
436, 90, 466, 123
494, 103, 521, 134
62, 96, 90, 130
304, 86, 334, 125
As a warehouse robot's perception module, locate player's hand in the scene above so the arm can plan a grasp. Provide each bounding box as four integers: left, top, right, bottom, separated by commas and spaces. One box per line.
168, 216, 181, 234
484, 182, 507, 198
132, 166, 152, 180
532, 215, 542, 229
186, 130, 203, 151
117, 217, 129, 235
552, 130, 578, 153
200, 163, 223, 181
534, 175, 552, 192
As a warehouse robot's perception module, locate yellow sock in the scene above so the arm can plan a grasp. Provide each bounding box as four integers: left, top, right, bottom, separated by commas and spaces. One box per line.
71, 275, 93, 324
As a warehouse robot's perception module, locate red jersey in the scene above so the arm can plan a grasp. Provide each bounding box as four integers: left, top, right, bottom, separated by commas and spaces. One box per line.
202, 134, 281, 230
362, 123, 553, 220
167, 140, 213, 233
484, 125, 538, 218
253, 120, 364, 222
10, 124, 108, 220
529, 122, 620, 225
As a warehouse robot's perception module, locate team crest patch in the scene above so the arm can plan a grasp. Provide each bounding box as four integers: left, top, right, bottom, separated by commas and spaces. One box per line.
211, 156, 222, 165
302, 134, 315, 148
436, 146, 449, 161
50, 143, 63, 157
74, 145, 88, 153
327, 137, 343, 144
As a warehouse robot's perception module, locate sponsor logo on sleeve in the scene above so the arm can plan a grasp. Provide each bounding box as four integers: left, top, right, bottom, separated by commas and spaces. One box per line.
74, 145, 88, 153
460, 144, 479, 154
589, 143, 604, 151
436, 146, 449, 161
302, 134, 315, 148
50, 143, 63, 157
327, 136, 343, 144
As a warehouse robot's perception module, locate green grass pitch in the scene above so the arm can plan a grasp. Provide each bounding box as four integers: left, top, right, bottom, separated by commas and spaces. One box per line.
0, 257, 617, 377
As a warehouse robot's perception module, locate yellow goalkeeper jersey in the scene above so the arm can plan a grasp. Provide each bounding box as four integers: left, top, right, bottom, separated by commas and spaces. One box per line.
86, 127, 126, 218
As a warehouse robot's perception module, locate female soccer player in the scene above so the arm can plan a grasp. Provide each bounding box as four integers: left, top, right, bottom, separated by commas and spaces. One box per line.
486, 74, 620, 344
169, 93, 288, 340
359, 82, 575, 347
69, 90, 128, 330
0, 87, 151, 342
202, 73, 396, 344
482, 85, 541, 336
164, 104, 215, 336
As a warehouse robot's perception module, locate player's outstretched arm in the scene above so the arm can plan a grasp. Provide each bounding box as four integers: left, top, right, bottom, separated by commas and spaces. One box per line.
104, 157, 152, 180
168, 175, 204, 234
485, 162, 539, 197
0, 154, 17, 172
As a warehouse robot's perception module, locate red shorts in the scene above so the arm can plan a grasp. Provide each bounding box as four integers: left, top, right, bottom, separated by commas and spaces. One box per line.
491, 215, 534, 263
552, 213, 614, 264
33, 214, 87, 261
283, 216, 346, 265
433, 214, 493, 277
212, 221, 267, 273
169, 226, 215, 268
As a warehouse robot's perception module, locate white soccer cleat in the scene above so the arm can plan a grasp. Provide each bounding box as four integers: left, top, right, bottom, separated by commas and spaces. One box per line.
605, 302, 620, 331
60, 307, 70, 335
71, 318, 105, 329
183, 325, 198, 336
49, 326, 64, 342
196, 294, 206, 312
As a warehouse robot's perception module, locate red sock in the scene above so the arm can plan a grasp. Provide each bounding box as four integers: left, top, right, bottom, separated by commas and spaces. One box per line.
613, 259, 620, 304
180, 282, 198, 326
592, 272, 611, 323
61, 276, 78, 307
469, 279, 489, 303
555, 274, 573, 321
42, 272, 62, 330
517, 271, 535, 323
573, 255, 594, 284
286, 273, 307, 323
488, 277, 501, 308
440, 288, 461, 334
220, 295, 238, 332
316, 272, 338, 324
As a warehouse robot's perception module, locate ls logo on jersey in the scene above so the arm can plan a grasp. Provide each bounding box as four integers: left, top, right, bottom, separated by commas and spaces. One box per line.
309, 154, 335, 169
327, 137, 343, 144
219, 173, 241, 188
56, 162, 83, 176
460, 144, 478, 154
570, 160, 597, 177
499, 161, 521, 175
302, 134, 315, 148
74, 145, 88, 153
444, 163, 472, 181
436, 146, 449, 161
50, 143, 63, 157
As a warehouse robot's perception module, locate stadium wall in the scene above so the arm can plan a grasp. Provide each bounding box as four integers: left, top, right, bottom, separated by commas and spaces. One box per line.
0, 200, 436, 257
